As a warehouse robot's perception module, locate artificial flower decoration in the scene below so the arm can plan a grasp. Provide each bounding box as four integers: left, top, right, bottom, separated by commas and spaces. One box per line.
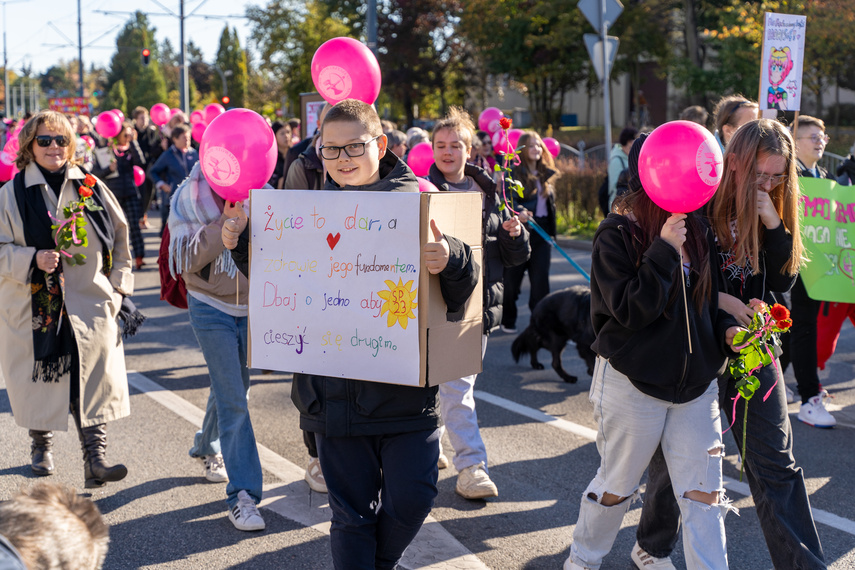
726, 300, 791, 480
48, 174, 103, 266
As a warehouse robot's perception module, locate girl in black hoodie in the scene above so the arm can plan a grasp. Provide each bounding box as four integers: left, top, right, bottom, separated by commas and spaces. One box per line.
565, 136, 741, 570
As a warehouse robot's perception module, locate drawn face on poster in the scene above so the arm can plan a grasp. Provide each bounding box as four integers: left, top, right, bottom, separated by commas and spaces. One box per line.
760, 13, 806, 112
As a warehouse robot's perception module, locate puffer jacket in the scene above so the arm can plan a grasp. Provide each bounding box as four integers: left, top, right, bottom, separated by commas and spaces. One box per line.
427, 162, 530, 332
230, 152, 479, 437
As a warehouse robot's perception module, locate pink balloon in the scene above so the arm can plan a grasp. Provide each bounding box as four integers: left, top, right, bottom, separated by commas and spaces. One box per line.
170, 108, 182, 118
112, 109, 125, 122
95, 111, 122, 139
199, 109, 277, 203
639, 120, 723, 213
0, 159, 15, 181
190, 111, 204, 125
407, 142, 434, 177
507, 129, 524, 151
80, 135, 95, 150
191, 121, 207, 143
133, 165, 146, 187
4, 137, 18, 156
418, 178, 439, 193
492, 130, 512, 154
0, 150, 13, 166
311, 37, 381, 105
543, 137, 560, 158
478, 107, 504, 134
150, 103, 170, 126
204, 104, 225, 125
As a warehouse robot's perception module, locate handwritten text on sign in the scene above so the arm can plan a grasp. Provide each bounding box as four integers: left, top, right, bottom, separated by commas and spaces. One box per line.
798, 178, 855, 303
249, 190, 423, 385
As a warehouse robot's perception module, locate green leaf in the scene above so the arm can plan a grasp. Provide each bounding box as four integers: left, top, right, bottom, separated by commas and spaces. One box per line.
732, 330, 747, 346
498, 202, 505, 211
493, 164, 501, 172
744, 349, 761, 371
72, 253, 86, 265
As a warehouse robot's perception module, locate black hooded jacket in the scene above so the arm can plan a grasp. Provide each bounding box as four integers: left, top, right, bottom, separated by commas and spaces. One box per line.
590, 214, 738, 403
427, 162, 531, 332
230, 152, 479, 437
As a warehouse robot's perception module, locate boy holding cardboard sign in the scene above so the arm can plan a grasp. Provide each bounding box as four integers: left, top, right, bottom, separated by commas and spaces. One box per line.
222, 99, 479, 569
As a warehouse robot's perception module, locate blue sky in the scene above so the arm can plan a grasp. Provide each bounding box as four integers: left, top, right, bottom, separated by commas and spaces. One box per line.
3, 0, 255, 75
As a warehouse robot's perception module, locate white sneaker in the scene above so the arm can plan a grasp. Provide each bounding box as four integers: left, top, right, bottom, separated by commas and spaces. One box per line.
455, 462, 498, 499
198, 454, 228, 483
798, 391, 837, 428
785, 384, 795, 404
631, 541, 677, 569
304, 456, 328, 493
437, 450, 449, 469
564, 557, 594, 570
228, 490, 266, 531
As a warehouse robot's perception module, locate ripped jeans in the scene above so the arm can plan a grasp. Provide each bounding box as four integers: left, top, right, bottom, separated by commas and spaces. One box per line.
569, 357, 730, 570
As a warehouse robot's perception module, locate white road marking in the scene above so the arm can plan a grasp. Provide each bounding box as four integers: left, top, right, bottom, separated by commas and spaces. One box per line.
128, 372, 488, 570
474, 389, 855, 537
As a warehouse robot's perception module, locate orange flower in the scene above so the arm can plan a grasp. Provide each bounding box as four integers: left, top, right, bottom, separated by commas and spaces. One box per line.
79, 186, 93, 198
499, 117, 512, 130
84, 174, 97, 188
770, 303, 789, 321
776, 318, 792, 330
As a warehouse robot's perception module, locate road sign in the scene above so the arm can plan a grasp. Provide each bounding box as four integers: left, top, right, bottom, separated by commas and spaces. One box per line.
584, 34, 619, 82
578, 0, 624, 33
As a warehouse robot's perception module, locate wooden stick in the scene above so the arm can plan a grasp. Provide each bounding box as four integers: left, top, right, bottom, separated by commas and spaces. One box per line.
792, 110, 800, 143
680, 249, 693, 354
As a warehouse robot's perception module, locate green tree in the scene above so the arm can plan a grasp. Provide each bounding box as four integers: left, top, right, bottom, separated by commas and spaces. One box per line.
106, 12, 168, 111
40, 63, 78, 96
102, 79, 128, 115
215, 26, 249, 108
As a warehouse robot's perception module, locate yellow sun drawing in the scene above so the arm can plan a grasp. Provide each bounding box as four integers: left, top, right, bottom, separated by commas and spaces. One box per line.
376, 278, 418, 330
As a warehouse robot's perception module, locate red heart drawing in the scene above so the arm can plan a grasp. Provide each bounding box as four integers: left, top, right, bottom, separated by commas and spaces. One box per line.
326, 232, 341, 250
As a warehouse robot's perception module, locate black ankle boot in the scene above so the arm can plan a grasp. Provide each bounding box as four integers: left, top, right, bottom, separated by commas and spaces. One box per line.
29, 429, 55, 476
79, 424, 128, 488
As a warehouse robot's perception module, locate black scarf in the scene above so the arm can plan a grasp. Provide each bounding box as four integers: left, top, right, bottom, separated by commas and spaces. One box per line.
12, 166, 116, 382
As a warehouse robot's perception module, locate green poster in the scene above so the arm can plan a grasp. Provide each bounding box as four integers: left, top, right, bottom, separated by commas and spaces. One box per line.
799, 177, 855, 302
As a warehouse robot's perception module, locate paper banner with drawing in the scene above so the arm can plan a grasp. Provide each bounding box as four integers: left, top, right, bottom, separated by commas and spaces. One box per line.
798, 178, 855, 303
760, 12, 807, 112
248, 189, 423, 386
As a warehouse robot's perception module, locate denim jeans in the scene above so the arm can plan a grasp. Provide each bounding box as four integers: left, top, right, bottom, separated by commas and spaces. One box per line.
315, 428, 440, 570
637, 360, 826, 569
188, 389, 221, 457
568, 357, 729, 570
438, 335, 489, 472
187, 296, 262, 509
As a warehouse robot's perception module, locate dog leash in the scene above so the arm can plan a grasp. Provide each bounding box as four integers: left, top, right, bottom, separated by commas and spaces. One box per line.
526, 219, 591, 282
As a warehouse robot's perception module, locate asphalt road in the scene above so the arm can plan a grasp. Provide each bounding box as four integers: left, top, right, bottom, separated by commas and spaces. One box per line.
1, 223, 854, 569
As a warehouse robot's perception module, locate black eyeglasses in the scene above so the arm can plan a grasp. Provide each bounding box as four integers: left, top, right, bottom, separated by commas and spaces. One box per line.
319, 135, 381, 160
35, 135, 70, 148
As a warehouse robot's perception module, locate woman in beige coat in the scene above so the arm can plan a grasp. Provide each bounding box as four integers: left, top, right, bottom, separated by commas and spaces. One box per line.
0, 110, 134, 488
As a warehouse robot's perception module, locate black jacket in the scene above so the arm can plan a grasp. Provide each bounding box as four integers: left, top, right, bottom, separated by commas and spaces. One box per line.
590, 214, 737, 403
715, 222, 796, 306
797, 160, 834, 180
428, 163, 531, 332
509, 163, 558, 239
230, 152, 479, 437
92, 141, 145, 200
134, 123, 163, 166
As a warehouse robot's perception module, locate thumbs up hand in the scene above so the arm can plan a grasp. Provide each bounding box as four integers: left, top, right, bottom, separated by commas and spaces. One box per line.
222, 201, 248, 250
424, 219, 450, 274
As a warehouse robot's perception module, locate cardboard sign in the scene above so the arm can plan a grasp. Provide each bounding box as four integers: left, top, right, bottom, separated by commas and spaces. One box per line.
247, 190, 483, 386
798, 177, 855, 302
760, 12, 807, 112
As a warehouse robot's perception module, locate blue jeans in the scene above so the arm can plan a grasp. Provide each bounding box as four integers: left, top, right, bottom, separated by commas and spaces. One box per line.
315, 428, 440, 570
187, 296, 262, 509
188, 389, 221, 457
569, 358, 729, 569
637, 360, 826, 569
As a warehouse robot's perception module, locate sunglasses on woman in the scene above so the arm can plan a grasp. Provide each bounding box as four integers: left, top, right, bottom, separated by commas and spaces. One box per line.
35, 135, 70, 148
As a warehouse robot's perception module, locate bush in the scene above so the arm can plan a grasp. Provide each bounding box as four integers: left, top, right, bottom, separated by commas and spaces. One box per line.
552, 158, 606, 235
824, 104, 855, 127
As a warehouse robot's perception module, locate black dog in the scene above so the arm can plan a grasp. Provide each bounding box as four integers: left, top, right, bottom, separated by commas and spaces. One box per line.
511, 285, 597, 383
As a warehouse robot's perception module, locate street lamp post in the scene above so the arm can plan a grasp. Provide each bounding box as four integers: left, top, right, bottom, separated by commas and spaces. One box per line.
2, 0, 31, 117
212, 65, 232, 101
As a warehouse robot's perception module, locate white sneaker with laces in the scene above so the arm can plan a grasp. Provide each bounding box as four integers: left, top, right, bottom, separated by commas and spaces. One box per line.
631, 541, 677, 569
198, 454, 228, 483
437, 450, 449, 469
228, 490, 266, 531
304, 456, 328, 493
798, 391, 836, 428
455, 462, 498, 499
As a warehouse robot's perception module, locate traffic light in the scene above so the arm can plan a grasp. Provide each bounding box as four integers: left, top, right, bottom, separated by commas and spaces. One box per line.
221, 96, 230, 105
142, 48, 150, 66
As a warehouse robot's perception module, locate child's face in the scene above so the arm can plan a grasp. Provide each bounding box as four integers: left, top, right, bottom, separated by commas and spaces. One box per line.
321, 120, 386, 187
433, 128, 469, 180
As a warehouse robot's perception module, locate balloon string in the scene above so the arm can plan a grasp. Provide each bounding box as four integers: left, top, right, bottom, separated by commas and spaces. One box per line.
680, 249, 693, 354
